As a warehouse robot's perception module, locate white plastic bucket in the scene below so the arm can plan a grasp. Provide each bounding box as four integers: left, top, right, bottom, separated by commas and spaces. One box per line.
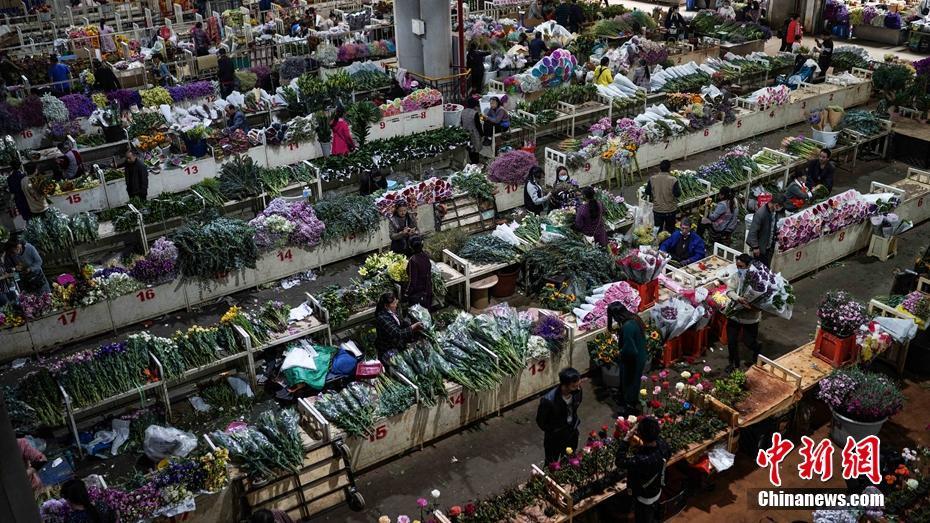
811, 128, 840, 148
443, 104, 463, 127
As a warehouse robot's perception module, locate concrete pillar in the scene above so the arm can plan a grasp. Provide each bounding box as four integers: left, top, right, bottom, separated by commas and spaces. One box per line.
0, 391, 41, 523
393, 0, 424, 74
420, 0, 451, 78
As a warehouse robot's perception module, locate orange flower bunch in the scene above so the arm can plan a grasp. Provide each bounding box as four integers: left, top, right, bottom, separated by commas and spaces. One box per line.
137, 132, 168, 151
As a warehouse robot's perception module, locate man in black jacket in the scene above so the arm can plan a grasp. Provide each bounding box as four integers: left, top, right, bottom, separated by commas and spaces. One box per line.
536, 368, 583, 464
615, 417, 671, 523
124, 148, 149, 201
747, 193, 785, 267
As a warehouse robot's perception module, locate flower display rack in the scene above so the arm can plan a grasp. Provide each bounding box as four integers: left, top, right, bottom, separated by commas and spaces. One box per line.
540, 76, 874, 206
867, 278, 930, 374
0, 203, 429, 359
300, 341, 574, 472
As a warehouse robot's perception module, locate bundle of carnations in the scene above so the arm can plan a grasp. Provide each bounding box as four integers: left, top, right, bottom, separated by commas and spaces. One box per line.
374, 177, 453, 217
898, 290, 930, 328
722, 261, 795, 320
815, 290, 868, 366
818, 367, 904, 434
650, 296, 707, 341
379, 88, 443, 117
572, 281, 641, 331
818, 291, 868, 339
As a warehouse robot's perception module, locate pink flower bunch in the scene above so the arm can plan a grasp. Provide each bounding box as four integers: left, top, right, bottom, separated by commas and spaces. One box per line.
19, 292, 53, 320
374, 177, 453, 216
579, 281, 641, 330
616, 118, 647, 146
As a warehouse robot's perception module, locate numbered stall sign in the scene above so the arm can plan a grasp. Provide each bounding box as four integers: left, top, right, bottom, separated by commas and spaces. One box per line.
528, 360, 547, 376
58, 310, 78, 326
368, 424, 388, 442
137, 288, 156, 302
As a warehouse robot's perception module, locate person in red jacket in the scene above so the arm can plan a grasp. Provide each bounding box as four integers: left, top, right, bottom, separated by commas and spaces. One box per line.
786, 14, 803, 50
330, 107, 355, 156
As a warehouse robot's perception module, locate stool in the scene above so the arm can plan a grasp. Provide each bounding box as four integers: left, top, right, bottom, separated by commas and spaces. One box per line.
469, 275, 499, 311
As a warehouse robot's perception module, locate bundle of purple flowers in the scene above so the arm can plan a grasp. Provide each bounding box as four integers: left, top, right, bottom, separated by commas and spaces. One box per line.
817, 290, 868, 338
817, 367, 904, 422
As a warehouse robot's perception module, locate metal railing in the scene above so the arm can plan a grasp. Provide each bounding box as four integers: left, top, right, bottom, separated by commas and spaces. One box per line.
386, 63, 471, 103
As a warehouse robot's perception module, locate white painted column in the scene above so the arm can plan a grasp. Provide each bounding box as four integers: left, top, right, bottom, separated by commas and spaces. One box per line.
419, 0, 451, 78
393, 0, 424, 74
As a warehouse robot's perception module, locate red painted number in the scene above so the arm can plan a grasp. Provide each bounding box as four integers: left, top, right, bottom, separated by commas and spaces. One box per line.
801, 101, 806, 109
918, 197, 924, 208
769, 110, 776, 118
184, 165, 199, 175
58, 310, 78, 325
529, 360, 547, 375
838, 231, 845, 242
448, 393, 464, 409
287, 142, 299, 151
20, 129, 33, 139
368, 424, 387, 442
418, 111, 425, 119
583, 162, 591, 172
277, 249, 293, 261
795, 251, 803, 262
136, 288, 156, 302
67, 194, 82, 204
703, 128, 710, 137
505, 183, 519, 194
736, 120, 742, 128
379, 121, 386, 129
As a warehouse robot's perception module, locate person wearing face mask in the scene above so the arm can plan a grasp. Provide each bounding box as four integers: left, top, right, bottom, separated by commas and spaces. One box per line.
550, 166, 577, 209
724, 254, 762, 371
658, 217, 706, 266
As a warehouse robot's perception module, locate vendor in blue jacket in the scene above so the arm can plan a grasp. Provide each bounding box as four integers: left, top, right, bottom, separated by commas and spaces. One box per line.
659, 217, 706, 266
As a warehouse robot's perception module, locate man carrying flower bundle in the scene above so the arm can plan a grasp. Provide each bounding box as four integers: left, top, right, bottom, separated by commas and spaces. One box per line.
724, 254, 762, 372
536, 367, 583, 464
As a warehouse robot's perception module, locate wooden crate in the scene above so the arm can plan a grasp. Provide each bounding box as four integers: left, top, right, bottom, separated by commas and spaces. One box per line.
771, 342, 833, 393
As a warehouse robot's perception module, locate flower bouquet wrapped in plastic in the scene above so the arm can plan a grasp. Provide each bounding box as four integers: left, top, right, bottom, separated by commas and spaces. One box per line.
650, 296, 705, 340
723, 261, 795, 320
573, 281, 641, 331
616, 246, 668, 284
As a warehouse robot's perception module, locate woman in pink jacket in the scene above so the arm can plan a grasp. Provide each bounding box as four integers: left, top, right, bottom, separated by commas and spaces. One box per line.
330, 107, 355, 155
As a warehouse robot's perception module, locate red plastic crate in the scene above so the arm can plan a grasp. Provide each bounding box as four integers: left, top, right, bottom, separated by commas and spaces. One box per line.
661, 336, 683, 367
711, 313, 728, 345
631, 279, 660, 312
681, 326, 710, 359
812, 328, 858, 367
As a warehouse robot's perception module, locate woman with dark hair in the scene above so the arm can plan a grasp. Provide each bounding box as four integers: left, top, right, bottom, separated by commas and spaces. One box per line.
607, 301, 647, 416
460, 97, 483, 163
405, 236, 433, 309
632, 58, 651, 91
698, 186, 738, 243
550, 165, 577, 209
61, 478, 116, 523
480, 96, 509, 146
523, 166, 549, 213
374, 292, 423, 361
388, 202, 419, 254
574, 186, 607, 246
330, 107, 354, 156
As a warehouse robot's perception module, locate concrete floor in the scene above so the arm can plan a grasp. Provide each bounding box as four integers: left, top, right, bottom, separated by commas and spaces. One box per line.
4, 9, 930, 521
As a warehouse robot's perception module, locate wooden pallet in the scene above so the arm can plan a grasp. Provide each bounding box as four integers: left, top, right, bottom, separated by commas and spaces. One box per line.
770, 342, 832, 393
729, 356, 802, 428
